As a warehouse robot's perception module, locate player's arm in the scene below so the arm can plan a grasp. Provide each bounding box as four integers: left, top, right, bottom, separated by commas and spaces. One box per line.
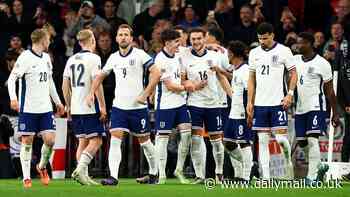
216, 70, 232, 98
62, 78, 71, 116
324, 80, 340, 127
87, 71, 108, 107
49, 74, 64, 115
282, 49, 298, 110
7, 55, 28, 112
95, 81, 107, 122
7, 69, 20, 112
138, 64, 161, 104
246, 70, 256, 128
163, 78, 185, 93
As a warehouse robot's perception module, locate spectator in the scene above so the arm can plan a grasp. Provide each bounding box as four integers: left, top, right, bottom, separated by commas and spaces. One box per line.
314, 31, 326, 55
174, 25, 188, 47
336, 0, 350, 40
96, 31, 116, 116
323, 22, 348, 62
63, 10, 78, 57
178, 4, 200, 28
8, 35, 24, 54
8, 0, 35, 47
132, 0, 166, 42
214, 0, 239, 42
102, 0, 128, 37
276, 7, 299, 43
284, 31, 298, 54
67, 0, 111, 39
230, 4, 257, 46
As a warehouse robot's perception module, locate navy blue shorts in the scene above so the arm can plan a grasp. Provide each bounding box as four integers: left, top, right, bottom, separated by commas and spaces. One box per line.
295, 111, 326, 140
71, 114, 105, 138
110, 107, 149, 136
224, 118, 252, 143
155, 105, 191, 134
252, 105, 288, 131
18, 112, 55, 136
188, 106, 222, 134
221, 107, 230, 130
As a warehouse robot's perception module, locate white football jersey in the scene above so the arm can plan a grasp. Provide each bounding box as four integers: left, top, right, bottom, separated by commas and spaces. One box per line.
217, 47, 230, 107
10, 50, 53, 113
154, 49, 186, 110
248, 43, 295, 106
181, 49, 222, 108
63, 50, 101, 115
102, 47, 153, 110
230, 63, 249, 119
294, 54, 333, 114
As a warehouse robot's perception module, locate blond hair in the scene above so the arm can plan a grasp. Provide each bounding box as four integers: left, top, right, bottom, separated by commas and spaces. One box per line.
31, 28, 48, 44
76, 29, 94, 45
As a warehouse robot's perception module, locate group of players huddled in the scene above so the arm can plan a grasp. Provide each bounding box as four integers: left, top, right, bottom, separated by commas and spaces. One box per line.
7, 21, 340, 188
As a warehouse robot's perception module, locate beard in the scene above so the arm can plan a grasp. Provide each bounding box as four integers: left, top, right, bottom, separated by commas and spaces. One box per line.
119, 42, 129, 49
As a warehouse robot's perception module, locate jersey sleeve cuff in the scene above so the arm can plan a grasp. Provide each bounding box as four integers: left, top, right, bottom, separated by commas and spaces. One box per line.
143, 59, 154, 70
323, 77, 333, 83
287, 65, 296, 71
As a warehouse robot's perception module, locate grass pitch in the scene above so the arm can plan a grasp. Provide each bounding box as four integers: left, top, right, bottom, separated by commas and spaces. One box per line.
0, 178, 349, 197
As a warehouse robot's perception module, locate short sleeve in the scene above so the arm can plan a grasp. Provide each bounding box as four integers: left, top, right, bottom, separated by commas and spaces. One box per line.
242, 65, 250, 89
63, 59, 71, 80
248, 50, 256, 72
283, 47, 296, 71
91, 56, 102, 79
102, 54, 115, 75
319, 59, 333, 82
11, 53, 30, 78
139, 49, 154, 70
220, 51, 230, 71
155, 56, 171, 81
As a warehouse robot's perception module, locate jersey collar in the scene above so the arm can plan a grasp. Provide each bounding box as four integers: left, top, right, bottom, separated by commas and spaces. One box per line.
79, 50, 90, 53
30, 48, 43, 58
162, 48, 174, 58
261, 42, 278, 52
191, 48, 207, 57
302, 53, 317, 62
119, 47, 133, 57
234, 62, 246, 70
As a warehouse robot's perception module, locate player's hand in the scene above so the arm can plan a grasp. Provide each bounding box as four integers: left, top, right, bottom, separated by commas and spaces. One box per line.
56, 104, 65, 116
281, 94, 293, 110
85, 93, 95, 107
183, 80, 196, 92
136, 94, 147, 105
194, 80, 208, 90
246, 103, 254, 128
331, 112, 340, 128
206, 43, 225, 53
99, 107, 107, 123
10, 100, 19, 112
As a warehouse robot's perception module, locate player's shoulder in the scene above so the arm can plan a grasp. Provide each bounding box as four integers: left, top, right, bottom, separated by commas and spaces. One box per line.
18, 50, 33, 59
314, 54, 331, 67
276, 43, 292, 53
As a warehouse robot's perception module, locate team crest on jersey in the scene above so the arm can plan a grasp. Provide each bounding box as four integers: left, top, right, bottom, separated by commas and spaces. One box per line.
20, 123, 26, 131
161, 68, 166, 73
129, 59, 135, 66
159, 121, 166, 128
272, 55, 278, 65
